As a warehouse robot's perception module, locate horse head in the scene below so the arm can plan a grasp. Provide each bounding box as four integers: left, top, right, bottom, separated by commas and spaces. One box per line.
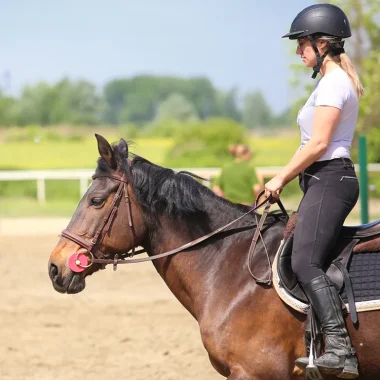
48, 134, 146, 294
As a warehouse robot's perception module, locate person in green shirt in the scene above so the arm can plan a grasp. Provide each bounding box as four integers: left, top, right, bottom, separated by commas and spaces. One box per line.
211, 144, 263, 205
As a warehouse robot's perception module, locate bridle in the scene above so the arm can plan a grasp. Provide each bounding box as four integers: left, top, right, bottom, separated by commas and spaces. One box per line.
61, 171, 289, 285
61, 172, 142, 270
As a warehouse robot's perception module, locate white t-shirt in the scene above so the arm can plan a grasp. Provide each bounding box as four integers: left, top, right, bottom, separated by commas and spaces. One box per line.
297, 67, 358, 161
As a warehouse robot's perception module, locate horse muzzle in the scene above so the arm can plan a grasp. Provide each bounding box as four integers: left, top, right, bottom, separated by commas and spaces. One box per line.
49, 260, 86, 294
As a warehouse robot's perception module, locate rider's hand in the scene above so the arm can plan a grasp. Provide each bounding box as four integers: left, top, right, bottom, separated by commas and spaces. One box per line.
265, 175, 285, 202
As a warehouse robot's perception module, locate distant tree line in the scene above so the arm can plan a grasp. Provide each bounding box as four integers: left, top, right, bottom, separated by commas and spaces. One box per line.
0, 75, 292, 129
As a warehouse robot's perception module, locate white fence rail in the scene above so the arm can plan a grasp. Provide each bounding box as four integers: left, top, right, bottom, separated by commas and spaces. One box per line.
1, 164, 380, 203
0, 168, 222, 203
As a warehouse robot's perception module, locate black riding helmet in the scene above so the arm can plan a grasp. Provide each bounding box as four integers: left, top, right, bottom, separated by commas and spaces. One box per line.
282, 4, 351, 78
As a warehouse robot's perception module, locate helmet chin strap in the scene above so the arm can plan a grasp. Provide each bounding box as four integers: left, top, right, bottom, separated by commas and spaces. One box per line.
308, 35, 331, 79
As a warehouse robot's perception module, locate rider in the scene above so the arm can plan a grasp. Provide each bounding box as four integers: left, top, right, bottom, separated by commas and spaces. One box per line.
265, 4, 363, 378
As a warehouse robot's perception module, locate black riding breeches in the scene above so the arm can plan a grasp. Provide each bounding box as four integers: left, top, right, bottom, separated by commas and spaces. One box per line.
291, 158, 359, 284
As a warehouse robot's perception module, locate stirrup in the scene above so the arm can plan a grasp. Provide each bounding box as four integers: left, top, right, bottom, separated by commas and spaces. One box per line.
306, 364, 323, 380
306, 340, 323, 380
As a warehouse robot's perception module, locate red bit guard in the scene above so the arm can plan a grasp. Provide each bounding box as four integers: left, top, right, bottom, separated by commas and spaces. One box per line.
68, 252, 91, 273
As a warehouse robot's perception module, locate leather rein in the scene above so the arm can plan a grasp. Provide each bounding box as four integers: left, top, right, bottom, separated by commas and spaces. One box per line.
61, 173, 288, 284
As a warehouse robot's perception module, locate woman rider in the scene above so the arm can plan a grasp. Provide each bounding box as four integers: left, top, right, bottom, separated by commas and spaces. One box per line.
265, 4, 363, 378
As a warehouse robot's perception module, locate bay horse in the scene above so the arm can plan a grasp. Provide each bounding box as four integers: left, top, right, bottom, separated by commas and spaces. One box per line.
48, 135, 380, 380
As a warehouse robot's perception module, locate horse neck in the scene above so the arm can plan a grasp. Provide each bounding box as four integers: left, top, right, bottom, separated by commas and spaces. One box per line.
143, 196, 254, 319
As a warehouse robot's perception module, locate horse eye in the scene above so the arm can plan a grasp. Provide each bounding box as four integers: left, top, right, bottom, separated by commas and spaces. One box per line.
90, 197, 105, 206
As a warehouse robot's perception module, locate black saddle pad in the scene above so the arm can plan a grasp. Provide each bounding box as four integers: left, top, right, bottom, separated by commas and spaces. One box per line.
341, 252, 380, 303
278, 236, 380, 304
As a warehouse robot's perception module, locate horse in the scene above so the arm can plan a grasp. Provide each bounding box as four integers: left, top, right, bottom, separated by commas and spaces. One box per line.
48, 134, 380, 380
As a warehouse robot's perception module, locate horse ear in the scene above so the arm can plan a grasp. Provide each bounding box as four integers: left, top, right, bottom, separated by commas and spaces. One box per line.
95, 134, 117, 170
119, 138, 129, 158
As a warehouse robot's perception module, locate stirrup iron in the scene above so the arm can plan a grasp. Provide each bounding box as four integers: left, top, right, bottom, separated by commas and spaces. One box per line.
306, 340, 323, 380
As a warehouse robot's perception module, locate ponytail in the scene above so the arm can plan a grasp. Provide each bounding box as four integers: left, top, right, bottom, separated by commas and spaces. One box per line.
333, 53, 364, 98
318, 35, 364, 98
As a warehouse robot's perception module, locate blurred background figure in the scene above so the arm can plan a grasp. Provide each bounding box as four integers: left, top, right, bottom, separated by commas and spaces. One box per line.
212, 143, 263, 205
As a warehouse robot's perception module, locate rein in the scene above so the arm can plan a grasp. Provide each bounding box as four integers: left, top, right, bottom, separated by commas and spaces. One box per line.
61, 173, 288, 284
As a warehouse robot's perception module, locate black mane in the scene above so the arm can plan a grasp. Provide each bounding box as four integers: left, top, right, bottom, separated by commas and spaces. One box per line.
131, 155, 214, 217
96, 140, 249, 218
97, 140, 288, 226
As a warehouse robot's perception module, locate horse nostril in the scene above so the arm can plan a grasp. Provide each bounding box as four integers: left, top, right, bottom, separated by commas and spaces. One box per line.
49, 263, 58, 281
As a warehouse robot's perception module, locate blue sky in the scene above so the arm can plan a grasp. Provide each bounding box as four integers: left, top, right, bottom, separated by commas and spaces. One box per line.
1, 0, 313, 113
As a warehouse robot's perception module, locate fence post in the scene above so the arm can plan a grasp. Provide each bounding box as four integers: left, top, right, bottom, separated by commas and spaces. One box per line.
358, 135, 369, 224
37, 178, 46, 203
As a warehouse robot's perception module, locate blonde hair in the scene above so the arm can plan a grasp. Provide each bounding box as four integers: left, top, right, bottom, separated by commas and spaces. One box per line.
228, 143, 251, 159
319, 36, 364, 98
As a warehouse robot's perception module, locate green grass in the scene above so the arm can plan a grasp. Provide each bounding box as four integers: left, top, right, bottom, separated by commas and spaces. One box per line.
0, 124, 299, 170
0, 137, 173, 170
0, 197, 79, 217
0, 134, 300, 172
0, 129, 301, 216
2, 195, 380, 224
249, 135, 300, 166
0, 130, 174, 215
1, 127, 377, 219
0, 179, 85, 199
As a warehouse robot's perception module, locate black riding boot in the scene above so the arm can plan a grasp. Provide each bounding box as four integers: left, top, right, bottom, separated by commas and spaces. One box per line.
295, 275, 358, 379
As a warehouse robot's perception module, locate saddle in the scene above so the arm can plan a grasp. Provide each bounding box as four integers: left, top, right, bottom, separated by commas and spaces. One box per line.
277, 213, 380, 323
